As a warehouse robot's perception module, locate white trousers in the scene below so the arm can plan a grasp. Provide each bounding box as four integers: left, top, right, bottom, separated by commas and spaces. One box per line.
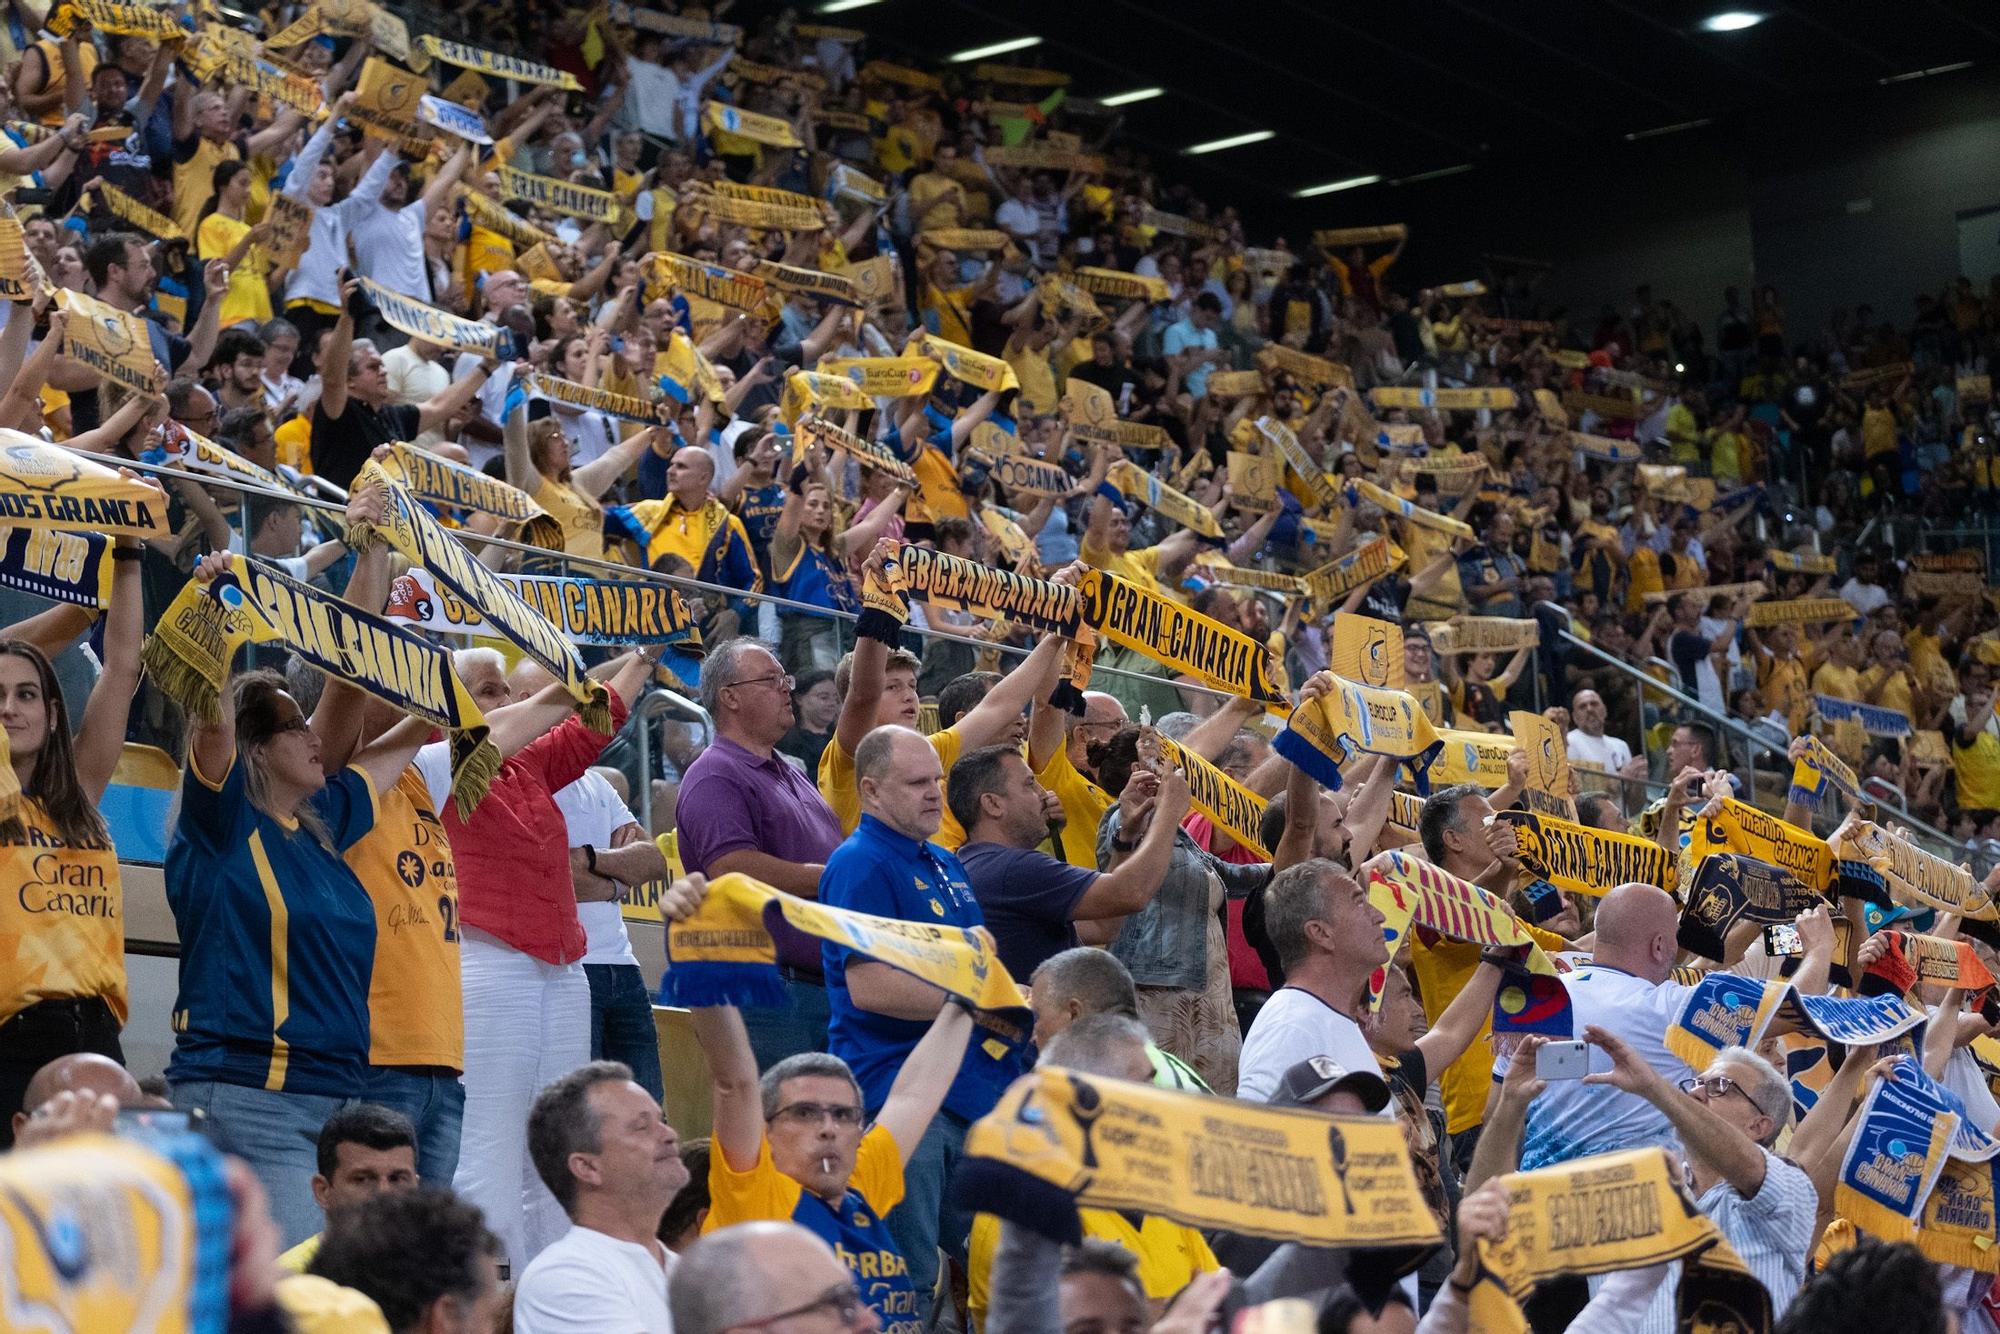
452, 927, 591, 1273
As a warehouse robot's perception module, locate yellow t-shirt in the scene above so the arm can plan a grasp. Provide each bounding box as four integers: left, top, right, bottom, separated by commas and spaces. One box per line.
197, 212, 273, 327
26, 39, 95, 127
533, 472, 605, 564
967, 1209, 1217, 1326
1860, 665, 1914, 721
340, 768, 463, 1070
1006, 341, 1058, 415
921, 283, 976, 347
1077, 539, 1179, 602
819, 726, 967, 846
1758, 654, 1810, 736
1954, 727, 2000, 812
1810, 662, 1863, 703
705, 1123, 905, 1230
1036, 745, 1112, 869
174, 136, 243, 239
909, 446, 970, 525
0, 797, 124, 1027
1413, 921, 1568, 1136
1862, 404, 1898, 460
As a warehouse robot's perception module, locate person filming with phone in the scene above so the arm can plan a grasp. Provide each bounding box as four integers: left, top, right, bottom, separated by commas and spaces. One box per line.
1473, 881, 1835, 1176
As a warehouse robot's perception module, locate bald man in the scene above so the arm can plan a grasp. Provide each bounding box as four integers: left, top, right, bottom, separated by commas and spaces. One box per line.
606, 446, 760, 638
11, 1052, 145, 1140
819, 725, 1021, 1325
512, 661, 670, 1102
1566, 688, 1648, 785
1026, 687, 1128, 869
671, 1221, 882, 1334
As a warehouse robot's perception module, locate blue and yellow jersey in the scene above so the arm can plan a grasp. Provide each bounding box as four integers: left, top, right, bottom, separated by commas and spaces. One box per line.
165, 754, 378, 1096
341, 768, 462, 1072
706, 1127, 916, 1334
0, 797, 124, 1026
605, 497, 762, 595
773, 539, 856, 617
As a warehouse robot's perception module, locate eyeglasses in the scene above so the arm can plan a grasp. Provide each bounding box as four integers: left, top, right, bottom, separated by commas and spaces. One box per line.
1678, 1074, 1765, 1116
771, 1101, 863, 1128
734, 1284, 870, 1331
729, 673, 796, 693
272, 716, 313, 737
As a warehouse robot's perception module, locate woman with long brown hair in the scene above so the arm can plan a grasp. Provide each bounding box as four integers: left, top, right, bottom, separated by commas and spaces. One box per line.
0, 511, 151, 1144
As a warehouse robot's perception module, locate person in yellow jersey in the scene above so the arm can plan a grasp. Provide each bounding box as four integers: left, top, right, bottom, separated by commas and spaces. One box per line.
1954, 685, 2000, 814
605, 445, 761, 639
1078, 489, 1202, 599
1809, 623, 1867, 703
195, 160, 276, 329
1026, 685, 1127, 870
818, 543, 1066, 848
169, 85, 303, 240
966, 1015, 1220, 1326
0, 512, 149, 1146
503, 397, 662, 567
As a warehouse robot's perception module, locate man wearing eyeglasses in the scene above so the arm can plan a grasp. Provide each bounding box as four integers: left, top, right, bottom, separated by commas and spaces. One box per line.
686, 997, 972, 1334
1575, 1028, 1818, 1330
671, 1221, 882, 1334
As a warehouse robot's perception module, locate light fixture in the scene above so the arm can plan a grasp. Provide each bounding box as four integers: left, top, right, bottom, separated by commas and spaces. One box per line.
1698, 11, 1765, 31
948, 36, 1042, 62
1293, 174, 1381, 198
1623, 117, 1713, 141
1098, 87, 1165, 107
816, 0, 881, 11
1388, 163, 1473, 186
1184, 129, 1274, 155
1879, 61, 1974, 85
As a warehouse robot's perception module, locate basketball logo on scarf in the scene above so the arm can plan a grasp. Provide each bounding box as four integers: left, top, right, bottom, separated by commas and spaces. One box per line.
1330, 613, 1402, 689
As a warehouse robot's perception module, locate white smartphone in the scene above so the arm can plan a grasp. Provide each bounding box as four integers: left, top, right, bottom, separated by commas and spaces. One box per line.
1763, 922, 1804, 957
1535, 1039, 1591, 1081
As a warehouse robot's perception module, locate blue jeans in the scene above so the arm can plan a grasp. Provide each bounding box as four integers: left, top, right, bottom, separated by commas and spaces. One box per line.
884, 1108, 970, 1326
740, 976, 830, 1073
363, 1065, 466, 1184
586, 963, 663, 1101
171, 1079, 350, 1250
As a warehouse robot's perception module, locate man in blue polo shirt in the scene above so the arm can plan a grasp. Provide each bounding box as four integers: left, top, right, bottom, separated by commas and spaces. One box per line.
820, 725, 1021, 1325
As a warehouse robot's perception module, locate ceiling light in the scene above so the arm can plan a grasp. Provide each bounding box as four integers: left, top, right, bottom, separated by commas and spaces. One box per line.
816, 0, 881, 11
1879, 60, 1974, 85
1184, 130, 1274, 155
1698, 11, 1765, 32
1098, 87, 1165, 107
1388, 163, 1473, 186
948, 36, 1042, 62
1623, 117, 1713, 141
1293, 174, 1381, 198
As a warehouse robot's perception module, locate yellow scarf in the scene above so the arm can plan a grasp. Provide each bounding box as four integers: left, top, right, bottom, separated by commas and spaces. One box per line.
1330, 612, 1403, 689
1277, 676, 1443, 791
1834, 820, 1996, 920
523, 372, 672, 426
1684, 799, 1832, 891
1499, 810, 1677, 900
1257, 417, 1339, 509
816, 357, 940, 397
1425, 615, 1541, 656
1350, 478, 1476, 541
89, 181, 184, 242
912, 331, 1020, 392
0, 426, 171, 539
49, 0, 182, 38
702, 101, 802, 149
1369, 386, 1518, 411
460, 188, 555, 249
1766, 547, 1838, 575
960, 1065, 1441, 1249
497, 165, 627, 228
689, 181, 825, 232
1302, 537, 1400, 614
417, 34, 580, 88
1158, 735, 1269, 860
54, 288, 162, 397
352, 463, 609, 730
1077, 567, 1286, 708
1744, 597, 1858, 628
1072, 267, 1170, 303
1428, 727, 1516, 790
1469, 1149, 1768, 1334
359, 278, 502, 356
1105, 459, 1222, 540
795, 416, 919, 489
780, 370, 875, 422
143, 555, 498, 813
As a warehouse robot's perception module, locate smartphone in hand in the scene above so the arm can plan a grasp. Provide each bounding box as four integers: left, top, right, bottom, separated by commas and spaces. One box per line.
1535, 1039, 1590, 1081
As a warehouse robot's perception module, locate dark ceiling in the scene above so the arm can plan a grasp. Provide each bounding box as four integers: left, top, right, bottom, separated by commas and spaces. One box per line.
771, 0, 2000, 237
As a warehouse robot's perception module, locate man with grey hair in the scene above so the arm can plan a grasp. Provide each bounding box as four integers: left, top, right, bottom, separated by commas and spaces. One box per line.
1570, 1030, 1817, 1329
671, 1221, 879, 1334
820, 725, 1017, 1324
676, 638, 844, 1070
686, 981, 972, 1333
1028, 948, 1208, 1092
1236, 858, 1393, 1105
515, 1060, 689, 1333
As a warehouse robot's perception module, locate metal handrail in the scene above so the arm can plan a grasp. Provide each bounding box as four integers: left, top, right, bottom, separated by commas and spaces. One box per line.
1540, 604, 1961, 857
628, 688, 711, 832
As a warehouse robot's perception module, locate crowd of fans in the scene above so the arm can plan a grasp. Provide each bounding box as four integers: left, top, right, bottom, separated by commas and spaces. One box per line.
3, 0, 2000, 1332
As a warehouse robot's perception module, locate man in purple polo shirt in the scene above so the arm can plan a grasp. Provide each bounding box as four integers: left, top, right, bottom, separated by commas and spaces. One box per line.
675, 638, 844, 1068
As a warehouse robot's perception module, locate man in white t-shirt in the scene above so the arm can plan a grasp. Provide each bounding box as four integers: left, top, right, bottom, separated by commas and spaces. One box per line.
515, 1061, 689, 1334
554, 761, 669, 1102
1237, 859, 1391, 1106
1565, 688, 1647, 785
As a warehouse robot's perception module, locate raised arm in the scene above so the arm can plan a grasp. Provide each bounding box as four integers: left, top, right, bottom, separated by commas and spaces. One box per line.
952, 634, 1064, 750
245, 107, 305, 159
1583, 1024, 1768, 1197
873, 1002, 975, 1163
1076, 766, 1187, 921
72, 517, 150, 801
1414, 960, 1505, 1074
688, 1003, 766, 1172
419, 143, 473, 220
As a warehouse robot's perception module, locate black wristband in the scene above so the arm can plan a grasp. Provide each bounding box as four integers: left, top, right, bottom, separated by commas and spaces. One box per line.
111, 548, 143, 563
583, 844, 598, 874
1111, 834, 1139, 853
945, 993, 978, 1014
